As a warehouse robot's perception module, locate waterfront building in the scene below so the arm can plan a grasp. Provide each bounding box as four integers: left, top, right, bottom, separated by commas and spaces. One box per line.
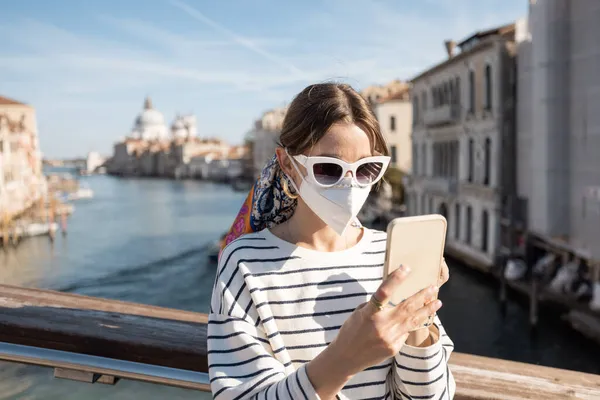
513, 0, 600, 299
404, 24, 519, 270
107, 97, 241, 180
361, 80, 409, 106
0, 95, 46, 217
250, 107, 287, 176
372, 87, 412, 172
85, 152, 106, 174
131, 97, 169, 141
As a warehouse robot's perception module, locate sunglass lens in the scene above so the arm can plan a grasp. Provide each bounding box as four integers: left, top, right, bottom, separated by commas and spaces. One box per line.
356, 162, 384, 185
313, 163, 343, 185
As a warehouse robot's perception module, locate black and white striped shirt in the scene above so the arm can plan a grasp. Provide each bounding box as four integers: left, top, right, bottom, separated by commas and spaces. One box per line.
208, 228, 456, 400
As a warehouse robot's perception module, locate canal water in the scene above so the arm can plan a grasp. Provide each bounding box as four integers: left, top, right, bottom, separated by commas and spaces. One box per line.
0, 174, 599, 399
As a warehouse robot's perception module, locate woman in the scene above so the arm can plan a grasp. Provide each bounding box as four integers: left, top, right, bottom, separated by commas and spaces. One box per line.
208, 83, 455, 400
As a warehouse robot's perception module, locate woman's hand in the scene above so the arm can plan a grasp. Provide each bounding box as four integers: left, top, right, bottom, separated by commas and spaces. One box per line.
438, 257, 449, 288
306, 265, 445, 399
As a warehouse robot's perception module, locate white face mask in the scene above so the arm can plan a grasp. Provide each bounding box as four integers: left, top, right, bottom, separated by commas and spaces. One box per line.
286, 157, 372, 236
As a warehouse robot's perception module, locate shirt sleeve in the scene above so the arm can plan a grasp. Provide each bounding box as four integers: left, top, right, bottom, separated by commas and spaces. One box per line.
208, 244, 321, 400
208, 314, 321, 400
391, 316, 456, 400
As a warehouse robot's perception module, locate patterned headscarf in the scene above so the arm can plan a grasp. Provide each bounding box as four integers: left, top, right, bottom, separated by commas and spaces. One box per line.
220, 155, 297, 252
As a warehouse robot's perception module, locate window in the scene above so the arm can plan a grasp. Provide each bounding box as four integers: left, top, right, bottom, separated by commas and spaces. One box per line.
422, 143, 427, 176
482, 210, 489, 252
391, 145, 397, 164
390, 116, 396, 132
413, 96, 419, 124
466, 206, 472, 244
422, 92, 427, 111
484, 137, 491, 186
455, 204, 461, 239
468, 138, 474, 182
468, 69, 475, 113
412, 144, 418, 174
455, 76, 461, 105
485, 64, 492, 110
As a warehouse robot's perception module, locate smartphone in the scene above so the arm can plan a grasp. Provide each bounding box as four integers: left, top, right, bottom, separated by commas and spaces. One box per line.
384, 214, 447, 329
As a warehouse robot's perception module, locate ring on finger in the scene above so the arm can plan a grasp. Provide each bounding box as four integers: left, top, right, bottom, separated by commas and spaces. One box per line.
370, 295, 386, 311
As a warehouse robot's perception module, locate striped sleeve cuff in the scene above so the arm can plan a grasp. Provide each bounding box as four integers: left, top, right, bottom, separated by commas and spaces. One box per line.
293, 364, 322, 400
393, 325, 447, 399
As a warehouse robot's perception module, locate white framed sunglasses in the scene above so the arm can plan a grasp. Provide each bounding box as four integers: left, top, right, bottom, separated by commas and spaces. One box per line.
292, 154, 391, 188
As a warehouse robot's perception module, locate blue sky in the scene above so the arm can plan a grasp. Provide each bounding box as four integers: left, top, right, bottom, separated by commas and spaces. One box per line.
0, 0, 527, 158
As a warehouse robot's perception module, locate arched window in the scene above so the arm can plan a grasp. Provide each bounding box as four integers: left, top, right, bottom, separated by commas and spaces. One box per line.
485, 64, 492, 110
454, 76, 461, 104
482, 210, 489, 252
466, 205, 472, 244
413, 96, 419, 124
422, 143, 427, 177
484, 137, 491, 186
468, 138, 474, 182
455, 203, 461, 240
469, 69, 475, 113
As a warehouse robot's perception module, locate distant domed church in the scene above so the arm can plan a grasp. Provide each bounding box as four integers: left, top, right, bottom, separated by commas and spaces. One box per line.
129, 96, 196, 142
130, 97, 169, 141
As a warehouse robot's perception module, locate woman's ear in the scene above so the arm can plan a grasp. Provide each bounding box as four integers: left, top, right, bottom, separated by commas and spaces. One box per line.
275, 147, 294, 177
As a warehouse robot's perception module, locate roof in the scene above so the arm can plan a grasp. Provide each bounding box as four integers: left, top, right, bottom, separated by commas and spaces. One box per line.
377, 89, 411, 104
410, 23, 516, 83
457, 23, 515, 48
0, 95, 31, 107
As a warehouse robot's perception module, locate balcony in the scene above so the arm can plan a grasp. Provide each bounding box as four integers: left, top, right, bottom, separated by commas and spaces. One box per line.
423, 177, 459, 195
423, 103, 461, 127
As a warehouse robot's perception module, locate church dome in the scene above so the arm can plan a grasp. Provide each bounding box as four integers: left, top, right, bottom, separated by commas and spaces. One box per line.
135, 96, 165, 127
131, 96, 168, 140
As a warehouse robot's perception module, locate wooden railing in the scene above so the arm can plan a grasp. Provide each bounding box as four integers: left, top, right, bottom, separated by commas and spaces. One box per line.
1, 284, 599, 399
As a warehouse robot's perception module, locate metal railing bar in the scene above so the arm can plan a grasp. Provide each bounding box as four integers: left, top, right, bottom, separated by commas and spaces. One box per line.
0, 342, 211, 392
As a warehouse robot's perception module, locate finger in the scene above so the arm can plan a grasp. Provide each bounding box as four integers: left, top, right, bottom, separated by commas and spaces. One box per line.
370, 265, 411, 310
440, 260, 449, 284
396, 284, 439, 315
405, 299, 443, 331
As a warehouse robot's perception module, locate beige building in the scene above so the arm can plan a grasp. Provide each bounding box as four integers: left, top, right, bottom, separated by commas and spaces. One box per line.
372, 88, 412, 172
250, 107, 287, 176
405, 24, 518, 270
0, 96, 46, 216
361, 80, 409, 106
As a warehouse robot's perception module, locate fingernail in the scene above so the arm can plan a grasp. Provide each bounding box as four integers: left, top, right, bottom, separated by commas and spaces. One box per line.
429, 285, 439, 294
399, 264, 411, 273
434, 300, 443, 309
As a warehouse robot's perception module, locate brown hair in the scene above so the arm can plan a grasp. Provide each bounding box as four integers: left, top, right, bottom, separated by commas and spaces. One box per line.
279, 82, 389, 156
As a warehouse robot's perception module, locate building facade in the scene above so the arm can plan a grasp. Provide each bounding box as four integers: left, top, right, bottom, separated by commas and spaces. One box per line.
516, 0, 600, 261
0, 96, 46, 217
107, 97, 240, 180
250, 107, 287, 176
372, 89, 412, 172
405, 24, 518, 270
361, 80, 409, 106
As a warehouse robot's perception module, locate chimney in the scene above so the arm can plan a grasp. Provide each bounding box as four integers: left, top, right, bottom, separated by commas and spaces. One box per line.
444, 40, 456, 58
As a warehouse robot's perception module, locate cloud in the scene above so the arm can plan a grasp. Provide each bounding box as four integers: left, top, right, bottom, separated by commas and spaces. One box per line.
0, 0, 526, 157
169, 0, 306, 77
